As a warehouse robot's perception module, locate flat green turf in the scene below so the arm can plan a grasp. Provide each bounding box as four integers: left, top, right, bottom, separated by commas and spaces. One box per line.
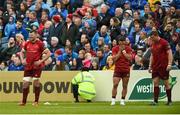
0, 101, 180, 114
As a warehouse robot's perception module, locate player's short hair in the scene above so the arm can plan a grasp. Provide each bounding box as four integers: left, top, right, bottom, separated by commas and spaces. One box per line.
150, 31, 158, 36
116, 35, 126, 42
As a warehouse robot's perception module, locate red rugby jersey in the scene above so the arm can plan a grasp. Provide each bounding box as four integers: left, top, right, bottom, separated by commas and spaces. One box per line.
151, 38, 170, 71
112, 45, 132, 72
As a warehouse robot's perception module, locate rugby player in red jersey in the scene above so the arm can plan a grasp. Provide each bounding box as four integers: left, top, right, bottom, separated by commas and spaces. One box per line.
19, 30, 50, 106
111, 35, 132, 106
148, 31, 173, 106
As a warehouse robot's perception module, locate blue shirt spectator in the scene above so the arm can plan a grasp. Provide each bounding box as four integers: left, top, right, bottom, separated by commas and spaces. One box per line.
9, 20, 29, 40
91, 25, 111, 51
4, 16, 16, 38
50, 1, 68, 20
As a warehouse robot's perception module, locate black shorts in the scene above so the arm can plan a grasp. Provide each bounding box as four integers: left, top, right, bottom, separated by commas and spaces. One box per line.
152, 70, 169, 80
24, 69, 42, 78
113, 71, 130, 78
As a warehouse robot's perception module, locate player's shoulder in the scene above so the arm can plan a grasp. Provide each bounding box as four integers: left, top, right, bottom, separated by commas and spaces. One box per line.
112, 46, 119, 51
160, 38, 168, 44
125, 45, 132, 51
36, 39, 44, 46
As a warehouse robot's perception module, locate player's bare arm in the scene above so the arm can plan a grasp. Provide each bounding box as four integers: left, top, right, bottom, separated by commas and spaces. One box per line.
20, 48, 26, 65
122, 50, 132, 61
148, 54, 153, 73
34, 48, 51, 66
166, 49, 173, 71
112, 51, 121, 62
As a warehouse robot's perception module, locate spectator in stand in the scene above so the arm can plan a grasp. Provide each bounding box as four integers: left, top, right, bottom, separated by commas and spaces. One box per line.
81, 15, 97, 39
91, 25, 111, 51
0, 61, 8, 71
90, 57, 99, 70
96, 48, 107, 70
163, 22, 175, 43
131, 0, 147, 10
123, 1, 131, 11
75, 33, 89, 53
73, 49, 86, 70
105, 0, 119, 16
103, 55, 115, 70
169, 5, 179, 19
15, 33, 25, 50
0, 17, 4, 40
104, 44, 112, 58
84, 42, 96, 57
89, 0, 104, 13
133, 48, 144, 70
2, 2, 13, 24
141, 4, 152, 20
24, 11, 39, 31
56, 45, 78, 70
9, 19, 29, 40
144, 19, 154, 36
50, 1, 68, 20
0, 37, 20, 62
109, 17, 121, 41
60, 14, 79, 47
42, 21, 52, 44
130, 23, 143, 50
112, 39, 118, 48
16, 2, 28, 20
170, 33, 179, 54
156, 6, 166, 28
115, 7, 123, 22
174, 42, 180, 69
29, 0, 51, 11
4, 16, 16, 38
48, 36, 61, 55
121, 9, 133, 33
82, 53, 92, 69
96, 4, 112, 29
48, 15, 63, 45
38, 13, 49, 35
31, 22, 39, 31
94, 37, 105, 51
8, 54, 24, 71
175, 19, 180, 33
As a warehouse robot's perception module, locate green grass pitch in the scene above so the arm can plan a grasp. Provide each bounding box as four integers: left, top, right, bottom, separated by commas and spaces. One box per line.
0, 101, 180, 114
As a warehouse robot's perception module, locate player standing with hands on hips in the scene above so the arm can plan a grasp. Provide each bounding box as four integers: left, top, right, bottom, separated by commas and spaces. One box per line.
111, 35, 132, 106
19, 30, 51, 106
148, 30, 173, 106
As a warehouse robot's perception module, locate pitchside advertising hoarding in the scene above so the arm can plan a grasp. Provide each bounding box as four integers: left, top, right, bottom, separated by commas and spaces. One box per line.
0, 70, 179, 102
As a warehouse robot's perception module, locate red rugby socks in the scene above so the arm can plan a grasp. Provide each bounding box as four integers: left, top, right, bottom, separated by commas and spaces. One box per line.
166, 89, 172, 102
154, 87, 159, 103
34, 86, 40, 102
22, 87, 29, 104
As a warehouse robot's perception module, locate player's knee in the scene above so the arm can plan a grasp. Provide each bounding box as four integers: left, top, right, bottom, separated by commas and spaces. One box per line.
33, 78, 40, 87
113, 84, 118, 88
123, 84, 128, 89
23, 82, 30, 89
164, 83, 171, 89
23, 77, 32, 82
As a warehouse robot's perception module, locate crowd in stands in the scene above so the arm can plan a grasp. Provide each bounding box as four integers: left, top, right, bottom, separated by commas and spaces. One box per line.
0, 0, 180, 71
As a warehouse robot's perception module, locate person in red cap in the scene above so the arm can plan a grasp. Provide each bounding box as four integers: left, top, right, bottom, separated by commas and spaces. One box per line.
60, 14, 79, 47
48, 15, 63, 45
52, 15, 61, 23
67, 14, 73, 21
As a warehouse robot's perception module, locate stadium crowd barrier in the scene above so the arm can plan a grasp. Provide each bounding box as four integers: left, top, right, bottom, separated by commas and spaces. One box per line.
0, 70, 179, 102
